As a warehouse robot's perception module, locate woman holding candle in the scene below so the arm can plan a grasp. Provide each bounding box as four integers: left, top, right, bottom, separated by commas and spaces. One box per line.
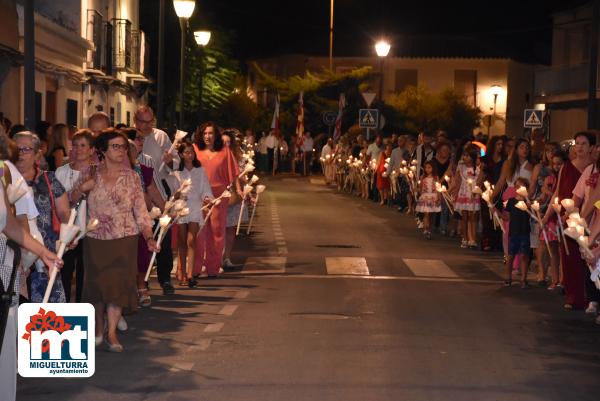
193, 122, 240, 278
84, 130, 158, 352
173, 139, 213, 286
504, 177, 532, 288
571, 135, 600, 315
14, 131, 70, 302
376, 142, 393, 206
55, 129, 96, 302
480, 136, 505, 250
543, 131, 596, 310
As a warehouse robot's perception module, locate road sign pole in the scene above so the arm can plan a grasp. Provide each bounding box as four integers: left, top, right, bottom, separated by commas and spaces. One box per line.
366, 127, 370, 141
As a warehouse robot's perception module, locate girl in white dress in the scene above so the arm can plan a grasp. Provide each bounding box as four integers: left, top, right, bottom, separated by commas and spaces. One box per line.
172, 140, 213, 287
416, 161, 441, 239
450, 143, 481, 248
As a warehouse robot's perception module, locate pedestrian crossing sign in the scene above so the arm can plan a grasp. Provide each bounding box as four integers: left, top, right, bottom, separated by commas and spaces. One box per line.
359, 109, 379, 129
524, 109, 543, 128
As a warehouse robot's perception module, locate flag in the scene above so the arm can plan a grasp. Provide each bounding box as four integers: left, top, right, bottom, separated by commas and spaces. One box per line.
333, 93, 345, 140
270, 93, 280, 133
295, 91, 304, 137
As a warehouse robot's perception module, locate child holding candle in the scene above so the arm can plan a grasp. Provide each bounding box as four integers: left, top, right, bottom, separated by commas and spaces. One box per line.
450, 143, 481, 249
173, 140, 213, 287
416, 161, 441, 239
504, 177, 532, 288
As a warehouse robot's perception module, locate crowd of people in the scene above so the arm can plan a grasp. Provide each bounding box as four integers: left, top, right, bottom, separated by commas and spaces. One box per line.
0, 106, 258, 400
321, 129, 600, 324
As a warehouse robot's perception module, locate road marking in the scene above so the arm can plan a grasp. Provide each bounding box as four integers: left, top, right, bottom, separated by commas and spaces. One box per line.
310, 178, 326, 185
204, 322, 225, 333
326, 257, 370, 275
219, 305, 238, 316
170, 362, 195, 372
243, 256, 287, 273
403, 259, 458, 278
234, 290, 249, 299
278, 247, 289, 255
227, 273, 499, 284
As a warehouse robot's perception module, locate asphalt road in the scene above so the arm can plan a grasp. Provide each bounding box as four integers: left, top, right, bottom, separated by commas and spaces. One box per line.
17, 175, 600, 401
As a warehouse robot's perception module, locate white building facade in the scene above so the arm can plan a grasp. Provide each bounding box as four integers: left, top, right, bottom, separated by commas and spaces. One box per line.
0, 0, 150, 128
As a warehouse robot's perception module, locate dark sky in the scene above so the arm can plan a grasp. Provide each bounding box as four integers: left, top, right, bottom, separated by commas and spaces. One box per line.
140, 0, 589, 77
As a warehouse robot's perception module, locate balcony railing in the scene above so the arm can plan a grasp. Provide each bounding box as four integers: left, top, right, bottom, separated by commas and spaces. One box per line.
535, 64, 599, 98
112, 18, 132, 71
85, 10, 103, 70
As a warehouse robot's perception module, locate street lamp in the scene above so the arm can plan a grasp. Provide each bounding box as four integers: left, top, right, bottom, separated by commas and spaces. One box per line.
194, 30, 211, 46
174, 0, 196, 129
375, 40, 390, 104
488, 85, 502, 135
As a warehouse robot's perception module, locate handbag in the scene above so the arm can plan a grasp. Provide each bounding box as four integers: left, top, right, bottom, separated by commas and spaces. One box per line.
42, 172, 61, 234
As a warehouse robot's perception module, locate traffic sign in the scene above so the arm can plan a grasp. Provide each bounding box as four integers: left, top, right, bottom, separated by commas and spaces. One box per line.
322, 111, 337, 126
361, 92, 376, 107
524, 109, 543, 128
359, 109, 379, 129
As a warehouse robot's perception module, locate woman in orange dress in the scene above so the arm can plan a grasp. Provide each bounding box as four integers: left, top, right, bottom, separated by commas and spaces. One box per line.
193, 122, 240, 277
376, 142, 392, 205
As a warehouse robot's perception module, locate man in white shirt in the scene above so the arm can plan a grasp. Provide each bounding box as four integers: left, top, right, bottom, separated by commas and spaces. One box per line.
134, 105, 180, 295
366, 134, 383, 163
321, 138, 335, 184
301, 132, 314, 176
265, 130, 277, 173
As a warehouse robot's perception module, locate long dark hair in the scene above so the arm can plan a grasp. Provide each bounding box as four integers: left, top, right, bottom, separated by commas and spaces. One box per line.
507, 138, 531, 179
178, 139, 202, 170
194, 121, 223, 151
485, 135, 504, 159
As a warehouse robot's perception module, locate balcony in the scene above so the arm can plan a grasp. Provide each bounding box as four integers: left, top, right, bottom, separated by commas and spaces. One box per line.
112, 18, 132, 71
84, 10, 113, 76
534, 63, 599, 101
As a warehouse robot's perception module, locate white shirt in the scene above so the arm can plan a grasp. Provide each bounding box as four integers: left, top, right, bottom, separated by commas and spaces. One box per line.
265, 134, 277, 149
172, 167, 213, 223
387, 146, 406, 176
302, 136, 314, 152
0, 184, 6, 232
142, 128, 181, 200
55, 164, 82, 193
258, 137, 268, 154
321, 144, 332, 158
367, 142, 382, 162
4, 161, 38, 219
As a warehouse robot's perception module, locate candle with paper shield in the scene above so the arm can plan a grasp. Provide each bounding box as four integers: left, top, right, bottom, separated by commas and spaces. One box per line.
42, 209, 80, 303
144, 215, 171, 282
561, 198, 576, 213
516, 185, 529, 200
238, 163, 255, 179
552, 197, 570, 255
236, 184, 254, 235
247, 184, 266, 235
159, 130, 188, 172
249, 175, 259, 185
75, 218, 99, 242
149, 206, 162, 220
7, 177, 27, 204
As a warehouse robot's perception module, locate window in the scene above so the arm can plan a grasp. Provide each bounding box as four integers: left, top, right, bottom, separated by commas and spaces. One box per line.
66, 99, 78, 127
126, 111, 131, 126
394, 69, 418, 93
454, 70, 477, 106
109, 107, 115, 126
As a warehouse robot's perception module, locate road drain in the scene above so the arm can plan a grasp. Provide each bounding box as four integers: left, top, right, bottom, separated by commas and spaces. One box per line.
315, 244, 360, 249
290, 313, 352, 320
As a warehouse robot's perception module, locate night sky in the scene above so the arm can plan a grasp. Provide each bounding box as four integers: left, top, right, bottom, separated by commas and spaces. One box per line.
140, 0, 589, 79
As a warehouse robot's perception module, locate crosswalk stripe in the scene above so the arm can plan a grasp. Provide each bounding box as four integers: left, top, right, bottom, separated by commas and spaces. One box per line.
325, 257, 370, 275
243, 256, 287, 274
403, 259, 458, 278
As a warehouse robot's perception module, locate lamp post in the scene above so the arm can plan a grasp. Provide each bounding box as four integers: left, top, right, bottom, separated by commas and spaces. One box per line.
489, 85, 502, 135
194, 30, 211, 119
173, 0, 196, 129
375, 40, 390, 103
329, 0, 334, 72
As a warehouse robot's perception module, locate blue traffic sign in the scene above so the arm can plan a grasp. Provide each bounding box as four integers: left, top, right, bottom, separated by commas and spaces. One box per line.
359, 109, 379, 129
524, 109, 543, 128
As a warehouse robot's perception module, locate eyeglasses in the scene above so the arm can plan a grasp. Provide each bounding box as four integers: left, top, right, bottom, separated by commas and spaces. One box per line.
134, 135, 145, 142
135, 117, 154, 125
109, 143, 128, 151
18, 146, 35, 154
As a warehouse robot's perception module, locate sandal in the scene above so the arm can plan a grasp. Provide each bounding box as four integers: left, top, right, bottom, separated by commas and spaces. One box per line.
138, 288, 151, 307
179, 279, 189, 287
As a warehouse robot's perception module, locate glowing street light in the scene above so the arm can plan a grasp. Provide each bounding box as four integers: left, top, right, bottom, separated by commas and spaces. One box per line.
194, 30, 211, 46
375, 40, 391, 57
173, 0, 195, 18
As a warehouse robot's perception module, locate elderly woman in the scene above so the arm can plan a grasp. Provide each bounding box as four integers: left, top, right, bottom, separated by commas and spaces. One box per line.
84, 130, 158, 352
14, 131, 70, 302
55, 129, 96, 302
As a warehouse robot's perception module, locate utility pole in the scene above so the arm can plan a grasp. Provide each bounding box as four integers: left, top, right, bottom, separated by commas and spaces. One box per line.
24, 0, 35, 129
329, 0, 334, 72
588, 0, 599, 129
157, 0, 165, 127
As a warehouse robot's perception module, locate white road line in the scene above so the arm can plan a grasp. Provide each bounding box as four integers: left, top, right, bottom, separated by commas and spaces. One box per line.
243, 256, 287, 273
403, 258, 458, 278
278, 247, 288, 255
219, 305, 239, 316
196, 338, 212, 351
234, 290, 249, 299
204, 322, 225, 333
228, 273, 499, 284
326, 257, 370, 275
170, 362, 194, 371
